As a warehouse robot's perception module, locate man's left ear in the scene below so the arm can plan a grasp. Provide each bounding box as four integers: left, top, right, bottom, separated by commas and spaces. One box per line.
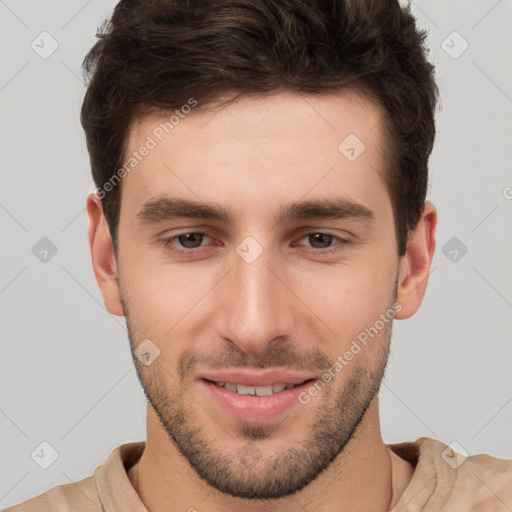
395, 201, 437, 320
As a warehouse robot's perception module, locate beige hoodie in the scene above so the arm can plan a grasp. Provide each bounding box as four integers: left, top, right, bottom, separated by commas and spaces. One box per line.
4, 437, 512, 511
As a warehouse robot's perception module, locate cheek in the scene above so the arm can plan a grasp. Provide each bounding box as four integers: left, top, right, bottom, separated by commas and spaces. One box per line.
121, 252, 219, 337
290, 259, 397, 342
120, 226, 398, 348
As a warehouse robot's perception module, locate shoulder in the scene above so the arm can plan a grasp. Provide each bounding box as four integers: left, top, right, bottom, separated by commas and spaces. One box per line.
3, 476, 99, 512
444, 448, 512, 509
390, 437, 512, 511
3, 442, 145, 512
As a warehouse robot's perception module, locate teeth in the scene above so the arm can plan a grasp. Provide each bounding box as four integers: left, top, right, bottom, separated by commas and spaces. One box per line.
224, 382, 237, 392
255, 385, 274, 396
237, 384, 256, 395
214, 381, 295, 395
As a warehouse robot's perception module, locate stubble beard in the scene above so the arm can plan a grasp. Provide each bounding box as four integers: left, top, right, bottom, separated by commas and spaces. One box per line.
124, 306, 392, 500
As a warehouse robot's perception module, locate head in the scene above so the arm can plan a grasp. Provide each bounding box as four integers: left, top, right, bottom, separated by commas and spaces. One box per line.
84, 0, 437, 501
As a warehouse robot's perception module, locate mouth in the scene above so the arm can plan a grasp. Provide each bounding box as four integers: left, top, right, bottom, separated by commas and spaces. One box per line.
197, 375, 317, 424
204, 379, 313, 396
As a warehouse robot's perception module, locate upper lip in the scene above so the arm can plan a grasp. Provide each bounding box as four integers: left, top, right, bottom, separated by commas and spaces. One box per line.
197, 369, 314, 387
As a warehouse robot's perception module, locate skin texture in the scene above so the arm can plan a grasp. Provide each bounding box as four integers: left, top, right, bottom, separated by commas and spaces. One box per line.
87, 88, 436, 511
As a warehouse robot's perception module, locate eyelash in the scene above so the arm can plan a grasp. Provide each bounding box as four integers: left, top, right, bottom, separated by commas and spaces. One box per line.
159, 231, 350, 256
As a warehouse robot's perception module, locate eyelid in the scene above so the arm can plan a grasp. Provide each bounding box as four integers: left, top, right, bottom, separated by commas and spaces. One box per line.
159, 231, 214, 252
159, 229, 351, 255
296, 232, 349, 244
293, 232, 351, 253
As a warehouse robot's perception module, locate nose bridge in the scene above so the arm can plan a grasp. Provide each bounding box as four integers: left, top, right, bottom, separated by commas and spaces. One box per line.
215, 240, 293, 354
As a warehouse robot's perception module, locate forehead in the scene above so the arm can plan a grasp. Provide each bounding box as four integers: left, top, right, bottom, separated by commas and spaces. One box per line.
122, 88, 389, 220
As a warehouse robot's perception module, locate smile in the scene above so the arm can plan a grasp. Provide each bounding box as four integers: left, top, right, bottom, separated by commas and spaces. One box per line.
211, 381, 302, 396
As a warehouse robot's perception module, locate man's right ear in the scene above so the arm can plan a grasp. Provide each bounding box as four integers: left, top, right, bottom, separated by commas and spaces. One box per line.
86, 193, 124, 317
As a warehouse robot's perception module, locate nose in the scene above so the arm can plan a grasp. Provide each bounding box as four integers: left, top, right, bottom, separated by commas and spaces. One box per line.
215, 241, 295, 355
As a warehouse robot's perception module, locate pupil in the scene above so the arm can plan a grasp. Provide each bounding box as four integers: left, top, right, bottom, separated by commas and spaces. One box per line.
177, 233, 333, 250
310, 233, 332, 249
179, 233, 203, 248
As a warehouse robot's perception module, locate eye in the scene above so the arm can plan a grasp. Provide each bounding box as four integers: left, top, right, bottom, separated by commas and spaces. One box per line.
159, 231, 349, 256
296, 232, 349, 254
160, 232, 213, 253
175, 232, 209, 249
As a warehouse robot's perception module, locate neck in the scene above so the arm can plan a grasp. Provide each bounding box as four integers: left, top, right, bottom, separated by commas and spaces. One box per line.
129, 398, 413, 512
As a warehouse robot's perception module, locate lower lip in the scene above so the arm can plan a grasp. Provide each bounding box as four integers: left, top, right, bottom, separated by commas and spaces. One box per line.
198, 379, 313, 423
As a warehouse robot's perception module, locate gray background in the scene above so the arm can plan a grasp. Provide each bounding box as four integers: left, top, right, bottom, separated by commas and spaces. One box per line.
1, 0, 511, 508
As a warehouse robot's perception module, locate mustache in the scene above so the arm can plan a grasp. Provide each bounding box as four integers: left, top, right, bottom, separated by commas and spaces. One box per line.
178, 341, 332, 381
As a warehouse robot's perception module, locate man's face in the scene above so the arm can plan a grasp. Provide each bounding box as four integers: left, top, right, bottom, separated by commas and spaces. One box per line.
116, 89, 400, 499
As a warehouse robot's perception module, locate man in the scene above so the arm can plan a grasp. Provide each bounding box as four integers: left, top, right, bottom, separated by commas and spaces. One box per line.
7, 0, 511, 510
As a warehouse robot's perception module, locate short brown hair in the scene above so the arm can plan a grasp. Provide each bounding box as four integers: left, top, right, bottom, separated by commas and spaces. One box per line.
81, 0, 438, 256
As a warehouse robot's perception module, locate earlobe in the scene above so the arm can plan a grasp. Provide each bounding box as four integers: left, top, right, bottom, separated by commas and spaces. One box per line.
395, 201, 437, 320
86, 193, 125, 317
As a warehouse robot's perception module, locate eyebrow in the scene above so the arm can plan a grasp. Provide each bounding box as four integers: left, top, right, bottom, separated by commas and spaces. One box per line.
137, 196, 374, 225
